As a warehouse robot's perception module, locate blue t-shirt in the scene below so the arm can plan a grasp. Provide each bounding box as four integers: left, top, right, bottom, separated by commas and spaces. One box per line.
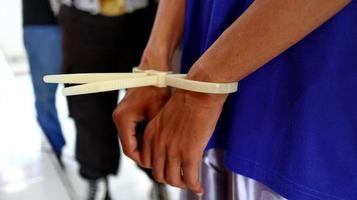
181, 1, 357, 199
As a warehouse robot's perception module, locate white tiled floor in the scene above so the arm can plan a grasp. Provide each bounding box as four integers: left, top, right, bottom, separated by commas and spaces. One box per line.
0, 50, 180, 200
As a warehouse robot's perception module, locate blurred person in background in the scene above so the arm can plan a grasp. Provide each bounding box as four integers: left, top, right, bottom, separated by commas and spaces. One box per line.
22, 0, 66, 168
58, 0, 168, 199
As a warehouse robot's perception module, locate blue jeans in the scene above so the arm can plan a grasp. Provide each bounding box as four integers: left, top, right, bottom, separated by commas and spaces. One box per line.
24, 26, 66, 155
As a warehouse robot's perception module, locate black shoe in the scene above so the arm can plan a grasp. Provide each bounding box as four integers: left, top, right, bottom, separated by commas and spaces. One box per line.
104, 177, 111, 200
55, 152, 65, 169
150, 183, 170, 200
87, 177, 112, 200
88, 179, 98, 200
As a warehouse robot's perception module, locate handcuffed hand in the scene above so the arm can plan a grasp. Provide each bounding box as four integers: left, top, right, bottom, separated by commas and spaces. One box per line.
112, 87, 171, 164
140, 89, 228, 195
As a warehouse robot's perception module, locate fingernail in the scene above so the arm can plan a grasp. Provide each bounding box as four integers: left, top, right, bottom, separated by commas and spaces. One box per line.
196, 192, 203, 197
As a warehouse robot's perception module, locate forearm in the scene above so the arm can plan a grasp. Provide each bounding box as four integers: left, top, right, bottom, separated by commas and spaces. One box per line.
140, 0, 186, 70
187, 0, 351, 83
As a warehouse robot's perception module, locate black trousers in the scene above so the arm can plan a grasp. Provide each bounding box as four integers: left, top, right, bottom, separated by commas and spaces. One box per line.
59, 4, 156, 179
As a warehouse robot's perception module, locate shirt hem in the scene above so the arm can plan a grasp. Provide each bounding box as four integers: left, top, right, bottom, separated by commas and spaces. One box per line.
224, 152, 342, 200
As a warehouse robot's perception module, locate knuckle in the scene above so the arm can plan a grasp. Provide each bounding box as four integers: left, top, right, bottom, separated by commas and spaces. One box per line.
112, 107, 124, 121
186, 179, 198, 189
167, 147, 178, 158
152, 172, 165, 183
165, 176, 175, 185
183, 159, 197, 167
122, 146, 130, 156
183, 155, 200, 166
154, 152, 165, 163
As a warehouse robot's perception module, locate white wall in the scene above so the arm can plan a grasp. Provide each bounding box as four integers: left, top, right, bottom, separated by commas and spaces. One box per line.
0, 0, 26, 58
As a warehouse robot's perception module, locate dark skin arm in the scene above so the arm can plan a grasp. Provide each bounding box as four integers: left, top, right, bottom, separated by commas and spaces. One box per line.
114, 0, 352, 195
112, 0, 185, 164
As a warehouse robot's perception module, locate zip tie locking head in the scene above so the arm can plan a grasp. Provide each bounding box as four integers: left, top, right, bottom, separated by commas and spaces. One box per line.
133, 67, 172, 88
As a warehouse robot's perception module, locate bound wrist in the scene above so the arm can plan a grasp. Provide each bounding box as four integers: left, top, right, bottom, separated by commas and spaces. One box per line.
139, 46, 173, 71
186, 59, 221, 83
175, 89, 228, 108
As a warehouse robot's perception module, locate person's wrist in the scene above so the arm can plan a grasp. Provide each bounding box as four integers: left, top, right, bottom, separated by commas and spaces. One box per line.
186, 52, 237, 83
139, 45, 173, 71
175, 89, 228, 108
183, 61, 231, 104
186, 58, 226, 83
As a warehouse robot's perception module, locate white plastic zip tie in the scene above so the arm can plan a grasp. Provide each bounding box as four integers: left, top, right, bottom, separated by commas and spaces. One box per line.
43, 67, 238, 96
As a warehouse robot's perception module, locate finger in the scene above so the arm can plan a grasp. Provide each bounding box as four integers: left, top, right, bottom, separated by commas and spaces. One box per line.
113, 112, 142, 164
165, 153, 186, 189
152, 143, 166, 183
182, 159, 204, 196
140, 121, 155, 168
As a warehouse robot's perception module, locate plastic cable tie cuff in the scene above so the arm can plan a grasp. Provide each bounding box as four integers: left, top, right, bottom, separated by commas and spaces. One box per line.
43, 67, 238, 96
